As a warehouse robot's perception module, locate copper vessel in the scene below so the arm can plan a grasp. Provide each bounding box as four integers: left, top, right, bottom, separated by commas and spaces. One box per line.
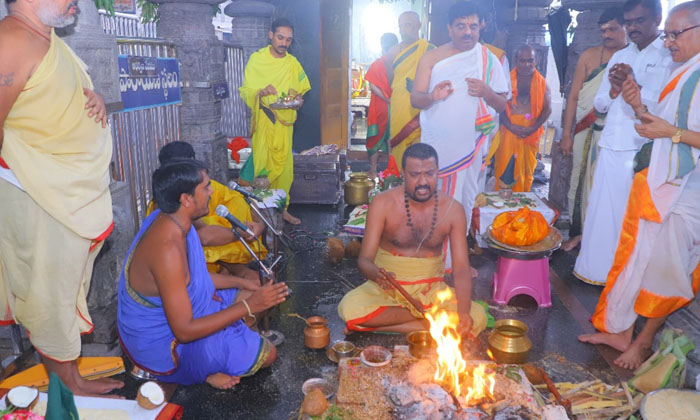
406, 330, 437, 359
304, 316, 330, 349
487, 319, 531, 364
344, 173, 375, 206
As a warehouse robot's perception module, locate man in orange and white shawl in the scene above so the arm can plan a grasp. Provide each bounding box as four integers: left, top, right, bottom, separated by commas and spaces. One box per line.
579, 2, 700, 370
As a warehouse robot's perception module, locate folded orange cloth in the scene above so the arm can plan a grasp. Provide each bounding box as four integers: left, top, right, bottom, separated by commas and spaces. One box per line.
491, 206, 550, 246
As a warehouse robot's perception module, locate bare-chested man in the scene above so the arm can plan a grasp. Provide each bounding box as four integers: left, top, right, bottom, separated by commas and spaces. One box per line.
0, 0, 122, 396
338, 143, 487, 337
118, 160, 289, 389
560, 7, 628, 251
494, 45, 552, 193
410, 0, 508, 271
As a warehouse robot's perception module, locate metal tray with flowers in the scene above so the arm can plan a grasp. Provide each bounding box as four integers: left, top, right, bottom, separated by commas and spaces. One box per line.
485, 225, 563, 255
269, 95, 303, 109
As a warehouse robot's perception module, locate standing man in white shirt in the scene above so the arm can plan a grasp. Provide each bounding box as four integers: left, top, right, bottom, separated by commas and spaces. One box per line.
574, 0, 673, 286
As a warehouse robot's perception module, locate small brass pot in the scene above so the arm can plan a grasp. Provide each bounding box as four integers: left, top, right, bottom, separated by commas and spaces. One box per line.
487, 319, 531, 364
406, 330, 437, 359
332, 341, 356, 359
344, 173, 375, 206
304, 316, 330, 349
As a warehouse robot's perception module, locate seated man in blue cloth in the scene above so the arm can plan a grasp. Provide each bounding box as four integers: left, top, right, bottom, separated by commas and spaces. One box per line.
117, 159, 289, 389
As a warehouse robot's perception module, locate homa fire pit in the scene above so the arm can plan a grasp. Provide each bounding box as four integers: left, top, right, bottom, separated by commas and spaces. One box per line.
335, 289, 546, 419
335, 350, 541, 420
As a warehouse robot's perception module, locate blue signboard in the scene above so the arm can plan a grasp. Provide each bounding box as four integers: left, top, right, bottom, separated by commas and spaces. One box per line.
118, 55, 181, 111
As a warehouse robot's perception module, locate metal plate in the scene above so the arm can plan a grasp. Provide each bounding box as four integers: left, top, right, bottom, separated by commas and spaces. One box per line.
485, 225, 563, 254
640, 389, 700, 420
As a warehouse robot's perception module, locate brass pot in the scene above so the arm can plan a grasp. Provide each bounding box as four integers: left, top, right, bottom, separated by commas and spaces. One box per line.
344, 173, 375, 206
487, 319, 531, 364
304, 316, 330, 349
406, 330, 437, 359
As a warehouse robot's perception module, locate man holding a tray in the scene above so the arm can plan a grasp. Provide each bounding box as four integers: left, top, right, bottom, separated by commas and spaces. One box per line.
239, 18, 311, 225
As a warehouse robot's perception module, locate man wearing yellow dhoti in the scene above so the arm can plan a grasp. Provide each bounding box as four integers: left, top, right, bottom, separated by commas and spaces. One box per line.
338, 144, 486, 336
560, 8, 627, 251
0, 0, 123, 396
579, 2, 700, 370
239, 18, 310, 225
386, 11, 434, 170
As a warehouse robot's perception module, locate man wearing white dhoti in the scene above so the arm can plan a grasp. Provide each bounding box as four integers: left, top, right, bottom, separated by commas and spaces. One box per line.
411, 1, 508, 271
574, 0, 673, 286
579, 1, 700, 370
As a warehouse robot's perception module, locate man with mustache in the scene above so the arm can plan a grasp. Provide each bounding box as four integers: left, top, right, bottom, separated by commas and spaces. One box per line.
385, 11, 433, 170
0, 0, 122, 396
580, 0, 700, 370
338, 143, 487, 337
494, 44, 551, 193
560, 7, 628, 251
410, 1, 508, 272
574, 0, 673, 286
239, 18, 310, 225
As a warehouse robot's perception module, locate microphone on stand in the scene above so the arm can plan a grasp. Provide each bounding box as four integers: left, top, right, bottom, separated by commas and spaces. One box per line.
215, 205, 256, 238
228, 181, 263, 202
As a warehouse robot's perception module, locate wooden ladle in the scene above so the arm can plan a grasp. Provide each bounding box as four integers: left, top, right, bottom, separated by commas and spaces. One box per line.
522, 364, 572, 417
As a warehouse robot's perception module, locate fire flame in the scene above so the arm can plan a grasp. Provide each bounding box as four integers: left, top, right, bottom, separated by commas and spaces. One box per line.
425, 288, 495, 405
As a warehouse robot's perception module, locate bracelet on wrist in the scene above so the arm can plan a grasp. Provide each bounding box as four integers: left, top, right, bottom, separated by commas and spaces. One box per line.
634, 105, 648, 120
241, 299, 256, 322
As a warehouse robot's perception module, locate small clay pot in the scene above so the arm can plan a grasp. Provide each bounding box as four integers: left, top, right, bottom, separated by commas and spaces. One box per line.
304, 316, 330, 349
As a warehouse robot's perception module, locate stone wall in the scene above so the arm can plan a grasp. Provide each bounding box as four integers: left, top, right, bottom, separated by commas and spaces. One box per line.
159, 0, 229, 184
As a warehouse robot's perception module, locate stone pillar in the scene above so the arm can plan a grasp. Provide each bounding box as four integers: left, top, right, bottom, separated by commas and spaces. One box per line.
225, 0, 274, 59
495, 0, 550, 74
548, 1, 624, 214
156, 0, 229, 183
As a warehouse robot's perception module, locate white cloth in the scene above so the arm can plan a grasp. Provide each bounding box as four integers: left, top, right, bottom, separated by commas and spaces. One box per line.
0, 166, 23, 191
439, 168, 481, 271
594, 36, 674, 151
603, 164, 700, 332
574, 147, 637, 285
420, 45, 507, 271
597, 55, 700, 333
479, 51, 511, 194
646, 52, 700, 218
420, 45, 508, 174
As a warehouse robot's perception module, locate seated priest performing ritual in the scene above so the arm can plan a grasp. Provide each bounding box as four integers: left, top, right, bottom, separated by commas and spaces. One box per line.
118, 160, 289, 389
338, 143, 487, 336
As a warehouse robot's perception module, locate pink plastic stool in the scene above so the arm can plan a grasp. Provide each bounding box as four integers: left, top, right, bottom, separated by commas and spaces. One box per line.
492, 256, 551, 308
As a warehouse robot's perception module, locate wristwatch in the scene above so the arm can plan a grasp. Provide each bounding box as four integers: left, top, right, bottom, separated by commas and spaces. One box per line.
672, 128, 683, 144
